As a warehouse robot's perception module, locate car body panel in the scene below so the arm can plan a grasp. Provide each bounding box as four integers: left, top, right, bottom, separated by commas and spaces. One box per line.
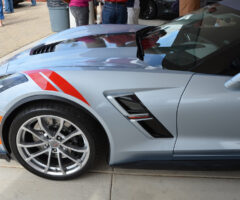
1, 24, 145, 76
175, 73, 240, 157
0, 67, 193, 164
0, 1, 240, 169
40, 24, 145, 45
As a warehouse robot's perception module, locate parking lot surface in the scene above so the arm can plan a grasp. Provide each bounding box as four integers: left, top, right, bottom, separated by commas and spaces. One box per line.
0, 2, 240, 200
1, 159, 240, 200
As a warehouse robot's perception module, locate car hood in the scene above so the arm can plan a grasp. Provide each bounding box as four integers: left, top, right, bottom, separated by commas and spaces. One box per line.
41, 24, 145, 44
1, 24, 153, 74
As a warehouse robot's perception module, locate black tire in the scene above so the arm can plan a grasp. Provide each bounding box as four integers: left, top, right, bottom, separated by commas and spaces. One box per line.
9, 102, 96, 180
141, 0, 157, 20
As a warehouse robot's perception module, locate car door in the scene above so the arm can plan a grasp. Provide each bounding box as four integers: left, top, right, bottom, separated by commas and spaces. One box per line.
174, 46, 240, 158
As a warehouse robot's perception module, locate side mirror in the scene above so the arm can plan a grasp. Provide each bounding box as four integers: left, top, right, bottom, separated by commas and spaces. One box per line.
225, 73, 240, 90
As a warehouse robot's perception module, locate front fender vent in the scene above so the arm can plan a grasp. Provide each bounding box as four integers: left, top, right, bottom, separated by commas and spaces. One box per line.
30, 42, 60, 55
107, 94, 173, 138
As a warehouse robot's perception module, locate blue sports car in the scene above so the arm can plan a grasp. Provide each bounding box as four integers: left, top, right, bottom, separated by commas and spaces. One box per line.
0, 0, 239, 180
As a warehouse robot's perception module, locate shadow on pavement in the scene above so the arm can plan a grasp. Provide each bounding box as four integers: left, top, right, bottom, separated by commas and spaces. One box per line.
116, 160, 240, 171
5, 17, 39, 26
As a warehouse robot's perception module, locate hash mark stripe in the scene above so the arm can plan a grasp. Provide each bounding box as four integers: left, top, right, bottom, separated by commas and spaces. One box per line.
24, 71, 58, 92
42, 70, 90, 106
24, 69, 90, 106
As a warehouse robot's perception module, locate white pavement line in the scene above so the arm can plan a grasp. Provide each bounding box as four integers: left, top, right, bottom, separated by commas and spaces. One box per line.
89, 170, 240, 180
0, 164, 23, 169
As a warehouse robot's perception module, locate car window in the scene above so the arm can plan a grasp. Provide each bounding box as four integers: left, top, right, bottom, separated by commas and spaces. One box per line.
193, 43, 240, 76
142, 3, 240, 74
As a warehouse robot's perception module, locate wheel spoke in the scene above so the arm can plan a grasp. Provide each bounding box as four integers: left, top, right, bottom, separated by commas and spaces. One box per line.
22, 127, 46, 142
17, 115, 90, 177
37, 117, 53, 139
61, 131, 83, 144
18, 141, 46, 148
25, 148, 50, 162
61, 144, 88, 153
54, 118, 64, 139
59, 148, 81, 166
44, 149, 52, 173
57, 151, 66, 175
58, 133, 66, 139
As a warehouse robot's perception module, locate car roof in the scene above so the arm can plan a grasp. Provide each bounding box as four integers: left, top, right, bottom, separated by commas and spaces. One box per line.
220, 0, 240, 11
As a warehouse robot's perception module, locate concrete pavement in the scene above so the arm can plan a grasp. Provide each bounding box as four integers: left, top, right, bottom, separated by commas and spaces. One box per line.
1, 159, 240, 200
0, 2, 52, 58
1, 2, 240, 200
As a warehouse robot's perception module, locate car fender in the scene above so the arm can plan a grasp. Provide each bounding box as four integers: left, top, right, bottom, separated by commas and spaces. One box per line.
0, 81, 112, 158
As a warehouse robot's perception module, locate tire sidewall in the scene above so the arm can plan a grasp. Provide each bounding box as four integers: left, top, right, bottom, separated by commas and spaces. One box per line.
9, 105, 95, 180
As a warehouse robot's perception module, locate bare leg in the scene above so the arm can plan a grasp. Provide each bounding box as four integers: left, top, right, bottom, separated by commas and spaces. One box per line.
179, 0, 200, 16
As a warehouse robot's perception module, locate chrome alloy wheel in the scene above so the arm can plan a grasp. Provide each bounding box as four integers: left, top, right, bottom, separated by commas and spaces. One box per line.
16, 115, 90, 176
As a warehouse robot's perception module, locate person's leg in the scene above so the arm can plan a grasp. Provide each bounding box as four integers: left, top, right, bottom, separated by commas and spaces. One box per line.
70, 6, 80, 26
133, 7, 140, 24
70, 6, 89, 26
9, 0, 13, 13
102, 2, 116, 24
0, 0, 4, 26
31, 0, 37, 6
4, 0, 10, 13
93, 0, 97, 23
77, 6, 89, 26
179, 0, 200, 16
128, 7, 139, 24
127, 7, 134, 24
116, 3, 127, 24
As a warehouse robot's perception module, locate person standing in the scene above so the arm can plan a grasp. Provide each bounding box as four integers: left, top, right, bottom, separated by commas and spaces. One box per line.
102, 0, 128, 24
179, 0, 200, 16
31, 0, 37, 6
127, 0, 140, 24
0, 0, 4, 27
69, 0, 91, 26
4, 0, 14, 14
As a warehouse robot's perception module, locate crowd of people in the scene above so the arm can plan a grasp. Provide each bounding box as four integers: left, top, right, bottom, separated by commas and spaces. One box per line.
68, 0, 141, 26
69, 0, 201, 26
0, 0, 201, 28
0, 0, 36, 27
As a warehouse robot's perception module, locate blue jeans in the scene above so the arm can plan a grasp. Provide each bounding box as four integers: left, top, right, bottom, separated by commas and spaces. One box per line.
0, 0, 4, 20
4, 0, 14, 13
102, 2, 127, 24
31, 0, 36, 6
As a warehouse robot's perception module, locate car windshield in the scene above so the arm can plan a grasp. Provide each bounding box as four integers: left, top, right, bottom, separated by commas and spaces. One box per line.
141, 3, 240, 72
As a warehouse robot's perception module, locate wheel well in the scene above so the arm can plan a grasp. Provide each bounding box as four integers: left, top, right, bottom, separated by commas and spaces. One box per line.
2, 99, 110, 161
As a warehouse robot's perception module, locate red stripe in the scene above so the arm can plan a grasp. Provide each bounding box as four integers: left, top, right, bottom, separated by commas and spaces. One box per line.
128, 116, 150, 120
24, 71, 58, 91
24, 69, 90, 106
